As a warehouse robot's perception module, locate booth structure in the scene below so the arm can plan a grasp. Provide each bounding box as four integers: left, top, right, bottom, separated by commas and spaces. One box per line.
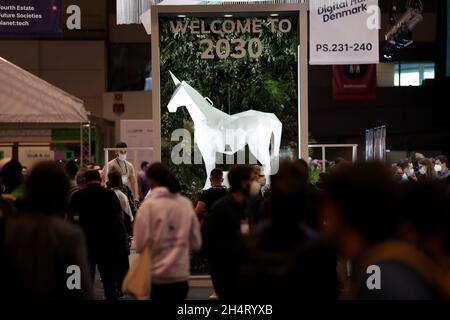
0, 57, 114, 167
0, 57, 88, 124
147, 2, 308, 276
151, 3, 309, 162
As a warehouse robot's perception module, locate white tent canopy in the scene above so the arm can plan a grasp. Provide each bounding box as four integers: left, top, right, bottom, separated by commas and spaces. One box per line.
0, 57, 89, 124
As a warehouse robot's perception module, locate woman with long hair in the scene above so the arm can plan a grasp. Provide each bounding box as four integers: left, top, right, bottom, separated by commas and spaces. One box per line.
417, 158, 436, 180
133, 162, 201, 300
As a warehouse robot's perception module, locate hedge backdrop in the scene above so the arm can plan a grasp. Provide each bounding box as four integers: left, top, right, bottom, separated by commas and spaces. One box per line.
159, 14, 300, 202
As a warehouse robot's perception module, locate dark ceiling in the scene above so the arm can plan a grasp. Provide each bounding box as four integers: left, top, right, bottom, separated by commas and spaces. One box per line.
378, 0, 437, 13
107, 0, 439, 14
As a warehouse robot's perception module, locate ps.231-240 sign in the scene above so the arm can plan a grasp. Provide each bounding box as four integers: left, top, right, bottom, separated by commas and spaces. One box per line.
169, 18, 293, 60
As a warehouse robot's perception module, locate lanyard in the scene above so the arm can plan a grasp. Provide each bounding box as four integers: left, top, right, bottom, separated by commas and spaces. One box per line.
115, 158, 128, 175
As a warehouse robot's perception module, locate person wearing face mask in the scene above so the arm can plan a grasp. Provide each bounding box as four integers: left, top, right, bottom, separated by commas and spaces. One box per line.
397, 160, 413, 183
252, 165, 266, 196
434, 155, 450, 180
408, 161, 416, 180
416, 158, 436, 180
106, 142, 139, 202
245, 165, 265, 227
392, 165, 404, 183
204, 165, 255, 300
235, 161, 339, 300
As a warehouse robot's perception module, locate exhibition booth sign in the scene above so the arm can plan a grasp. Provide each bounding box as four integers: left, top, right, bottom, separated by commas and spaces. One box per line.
309, 0, 379, 65
0, 0, 62, 36
151, 4, 308, 198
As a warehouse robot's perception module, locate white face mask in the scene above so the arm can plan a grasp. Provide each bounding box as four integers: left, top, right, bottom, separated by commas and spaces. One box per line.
435, 164, 442, 173
250, 181, 261, 196
409, 168, 415, 175
419, 168, 427, 175
402, 173, 409, 181
259, 176, 266, 187
118, 154, 127, 161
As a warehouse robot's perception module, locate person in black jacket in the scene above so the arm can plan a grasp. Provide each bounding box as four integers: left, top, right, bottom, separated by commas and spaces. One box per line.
106, 169, 131, 297
195, 168, 228, 225
205, 165, 255, 300
0, 161, 92, 300
323, 162, 445, 299
236, 161, 339, 300
67, 169, 123, 300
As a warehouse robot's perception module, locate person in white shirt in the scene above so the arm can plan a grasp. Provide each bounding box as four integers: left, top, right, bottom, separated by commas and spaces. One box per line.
106, 142, 139, 201
133, 162, 202, 301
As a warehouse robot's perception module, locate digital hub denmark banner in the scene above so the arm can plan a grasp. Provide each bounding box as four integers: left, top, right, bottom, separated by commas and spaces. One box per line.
309, 0, 379, 65
0, 0, 62, 36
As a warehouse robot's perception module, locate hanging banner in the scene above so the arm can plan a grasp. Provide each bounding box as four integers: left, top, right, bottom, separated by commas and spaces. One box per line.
310, 0, 379, 65
0, 0, 62, 36
333, 64, 376, 100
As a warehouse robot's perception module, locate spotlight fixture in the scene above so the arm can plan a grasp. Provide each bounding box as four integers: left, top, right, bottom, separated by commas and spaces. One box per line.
384, 0, 423, 55
391, 26, 413, 49
383, 43, 396, 60
408, 0, 423, 10
389, 4, 397, 25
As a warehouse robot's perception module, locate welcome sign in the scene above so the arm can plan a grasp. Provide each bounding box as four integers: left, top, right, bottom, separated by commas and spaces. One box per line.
310, 0, 379, 65
0, 0, 62, 36
168, 17, 294, 60
152, 4, 309, 199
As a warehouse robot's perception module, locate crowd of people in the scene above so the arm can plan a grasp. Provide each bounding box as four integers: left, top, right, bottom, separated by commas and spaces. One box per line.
392, 154, 450, 182
0, 145, 450, 300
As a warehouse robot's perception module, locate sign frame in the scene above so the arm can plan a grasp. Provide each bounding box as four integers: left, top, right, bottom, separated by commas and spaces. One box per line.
0, 0, 63, 37
309, 0, 379, 65
151, 4, 308, 162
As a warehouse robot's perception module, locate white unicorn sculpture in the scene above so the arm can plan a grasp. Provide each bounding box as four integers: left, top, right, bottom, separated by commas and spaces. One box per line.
167, 71, 282, 189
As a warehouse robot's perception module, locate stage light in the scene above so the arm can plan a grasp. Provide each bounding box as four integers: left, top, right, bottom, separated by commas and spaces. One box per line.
384, 0, 423, 54
389, 5, 397, 25
392, 27, 413, 49
408, 0, 423, 11
383, 43, 396, 60
383, 51, 394, 60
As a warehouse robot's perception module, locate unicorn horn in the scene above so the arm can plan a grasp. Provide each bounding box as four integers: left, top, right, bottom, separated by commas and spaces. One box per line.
169, 71, 181, 86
